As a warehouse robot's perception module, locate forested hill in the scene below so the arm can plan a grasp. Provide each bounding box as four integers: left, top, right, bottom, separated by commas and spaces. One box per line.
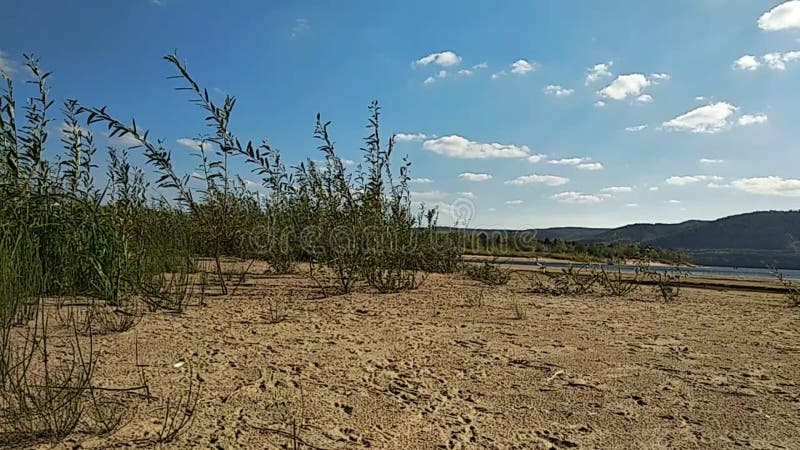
443, 210, 800, 268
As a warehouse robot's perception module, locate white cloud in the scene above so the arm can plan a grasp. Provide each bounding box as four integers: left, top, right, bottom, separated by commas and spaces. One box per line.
763, 51, 800, 70
544, 85, 574, 97
737, 114, 768, 126
625, 125, 648, 132
649, 186, 659, 191
599, 74, 650, 100
488, 207, 496, 212
176, 138, 210, 151
395, 132, 431, 142
662, 102, 737, 133
594, 101, 606, 108
650, 73, 671, 82
666, 175, 723, 186
577, 162, 604, 171
414, 51, 462, 67
636, 94, 654, 103
290, 18, 310, 38
459, 191, 477, 199
437, 70, 448, 78
458, 172, 493, 182
423, 135, 531, 159
733, 55, 761, 71
457, 69, 473, 76
473, 62, 488, 70
410, 190, 448, 201
510, 59, 536, 75
423, 76, 436, 85
409, 178, 434, 184
0, 50, 15, 74
585, 62, 613, 85
491, 71, 506, 80
551, 191, 604, 204
505, 174, 569, 186
548, 157, 589, 166
758, 1, 800, 31
666, 199, 682, 205
699, 158, 725, 165
505, 200, 524, 206
625, 203, 640, 207
730, 176, 800, 196
600, 186, 633, 193
526, 154, 547, 163
695, 96, 706, 101
342, 159, 356, 166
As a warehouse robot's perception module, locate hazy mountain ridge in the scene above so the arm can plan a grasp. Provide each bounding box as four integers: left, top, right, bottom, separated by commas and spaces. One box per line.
449, 210, 800, 268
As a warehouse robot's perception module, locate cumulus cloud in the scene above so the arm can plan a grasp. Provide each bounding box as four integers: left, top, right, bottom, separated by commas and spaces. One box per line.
636, 94, 654, 103
0, 50, 15, 74
662, 102, 738, 133
395, 132, 431, 142
410, 190, 448, 201
650, 73, 671, 82
758, 1, 800, 31
666, 175, 723, 186
600, 186, 633, 193
527, 154, 547, 163
733, 55, 761, 71
176, 138, 210, 150
414, 51, 462, 67
699, 158, 725, 165
458, 172, 493, 182
599, 74, 650, 100
505, 200, 524, 206
625, 125, 648, 132
510, 59, 536, 75
649, 186, 660, 191
473, 62, 488, 69
423, 76, 436, 85
459, 192, 477, 199
730, 176, 800, 196
594, 101, 606, 108
585, 62, 613, 85
577, 162, 604, 171
505, 174, 569, 186
763, 51, 800, 70
548, 157, 590, 166
551, 191, 604, 204
457, 69, 473, 76
625, 203, 640, 207
738, 114, 768, 126
423, 135, 531, 159
666, 199, 682, 205
543, 85, 574, 97
409, 178, 434, 184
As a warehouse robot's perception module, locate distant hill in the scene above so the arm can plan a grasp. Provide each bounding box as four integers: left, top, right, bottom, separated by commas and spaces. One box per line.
446, 210, 800, 269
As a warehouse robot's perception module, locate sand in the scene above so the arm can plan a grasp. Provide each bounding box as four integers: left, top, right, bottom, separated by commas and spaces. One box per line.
22, 261, 800, 449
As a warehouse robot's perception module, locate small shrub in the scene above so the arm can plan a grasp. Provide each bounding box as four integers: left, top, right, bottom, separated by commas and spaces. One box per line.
647, 266, 685, 302
464, 260, 511, 286
771, 269, 800, 307
596, 266, 639, 297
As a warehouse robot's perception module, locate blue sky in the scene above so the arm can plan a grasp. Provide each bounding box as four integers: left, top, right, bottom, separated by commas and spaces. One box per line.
2, 0, 800, 228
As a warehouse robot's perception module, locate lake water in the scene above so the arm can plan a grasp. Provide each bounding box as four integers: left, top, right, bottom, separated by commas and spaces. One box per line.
479, 258, 800, 281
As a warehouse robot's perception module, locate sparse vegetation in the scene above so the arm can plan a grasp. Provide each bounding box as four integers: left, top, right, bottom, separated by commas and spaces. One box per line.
0, 51, 461, 446
464, 260, 512, 286
771, 268, 800, 307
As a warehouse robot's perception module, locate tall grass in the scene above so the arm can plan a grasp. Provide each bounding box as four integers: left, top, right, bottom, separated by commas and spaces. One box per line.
0, 50, 462, 444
